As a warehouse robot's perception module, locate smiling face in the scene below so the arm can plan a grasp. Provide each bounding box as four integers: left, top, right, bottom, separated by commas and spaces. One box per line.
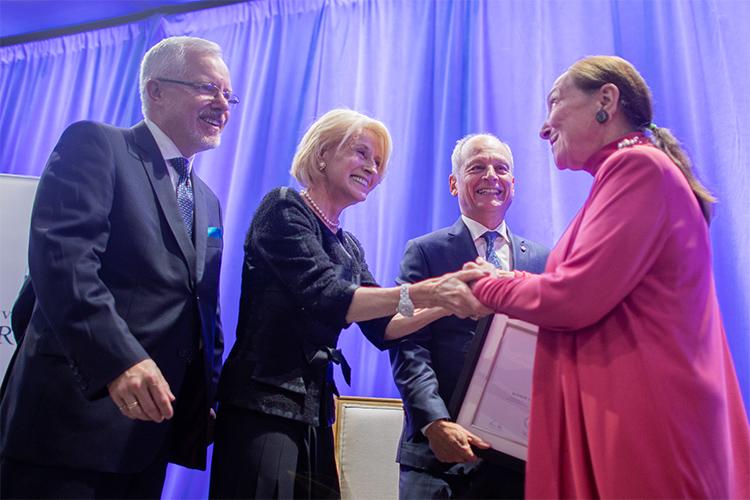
450, 135, 514, 228
320, 129, 383, 211
539, 71, 603, 170
147, 52, 232, 157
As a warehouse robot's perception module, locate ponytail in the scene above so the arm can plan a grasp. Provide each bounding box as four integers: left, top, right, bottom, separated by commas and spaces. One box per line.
648, 125, 716, 223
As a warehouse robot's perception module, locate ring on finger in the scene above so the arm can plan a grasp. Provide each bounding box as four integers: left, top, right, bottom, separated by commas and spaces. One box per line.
125, 400, 139, 410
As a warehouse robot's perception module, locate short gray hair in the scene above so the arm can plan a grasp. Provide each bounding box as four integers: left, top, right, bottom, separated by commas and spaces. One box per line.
139, 36, 223, 116
450, 133, 514, 175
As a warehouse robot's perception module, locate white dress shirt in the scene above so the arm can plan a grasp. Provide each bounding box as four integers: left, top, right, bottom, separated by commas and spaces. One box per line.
144, 118, 194, 188
461, 215, 512, 271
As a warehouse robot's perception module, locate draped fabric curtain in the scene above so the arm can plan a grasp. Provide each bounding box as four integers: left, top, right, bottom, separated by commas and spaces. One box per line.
2, 1, 748, 496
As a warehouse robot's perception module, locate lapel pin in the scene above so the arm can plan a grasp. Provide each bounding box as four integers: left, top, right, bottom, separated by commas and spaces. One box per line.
520, 243, 527, 253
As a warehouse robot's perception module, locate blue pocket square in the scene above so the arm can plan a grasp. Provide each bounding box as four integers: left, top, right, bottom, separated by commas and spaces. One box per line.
207, 226, 223, 239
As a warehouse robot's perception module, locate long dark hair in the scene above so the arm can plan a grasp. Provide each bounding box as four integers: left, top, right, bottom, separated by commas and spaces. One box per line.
569, 55, 716, 222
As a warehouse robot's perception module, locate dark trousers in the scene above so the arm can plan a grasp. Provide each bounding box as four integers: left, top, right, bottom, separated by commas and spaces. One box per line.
399, 461, 524, 499
210, 405, 340, 499
0, 455, 168, 499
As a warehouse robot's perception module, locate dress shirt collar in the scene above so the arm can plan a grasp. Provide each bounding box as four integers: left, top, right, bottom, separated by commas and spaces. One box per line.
460, 214, 509, 243
144, 118, 194, 174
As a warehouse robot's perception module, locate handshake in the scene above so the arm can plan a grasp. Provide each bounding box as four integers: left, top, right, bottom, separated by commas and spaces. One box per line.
406, 257, 512, 320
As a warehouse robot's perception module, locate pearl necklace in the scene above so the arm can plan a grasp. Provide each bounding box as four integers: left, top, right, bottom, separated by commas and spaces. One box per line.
301, 189, 340, 229
617, 136, 646, 150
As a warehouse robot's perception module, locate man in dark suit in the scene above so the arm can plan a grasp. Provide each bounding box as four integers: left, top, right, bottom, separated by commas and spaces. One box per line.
390, 134, 549, 499
0, 36, 234, 498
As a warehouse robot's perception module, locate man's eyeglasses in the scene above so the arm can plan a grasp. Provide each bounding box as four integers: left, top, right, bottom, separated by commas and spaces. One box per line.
156, 78, 240, 106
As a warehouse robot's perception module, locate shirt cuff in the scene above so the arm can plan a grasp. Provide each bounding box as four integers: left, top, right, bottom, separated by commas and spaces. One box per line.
421, 417, 449, 436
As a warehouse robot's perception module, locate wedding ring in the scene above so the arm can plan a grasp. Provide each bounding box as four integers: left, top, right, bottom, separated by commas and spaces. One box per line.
125, 400, 139, 410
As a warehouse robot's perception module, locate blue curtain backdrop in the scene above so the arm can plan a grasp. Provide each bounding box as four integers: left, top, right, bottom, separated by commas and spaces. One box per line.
1, 0, 748, 497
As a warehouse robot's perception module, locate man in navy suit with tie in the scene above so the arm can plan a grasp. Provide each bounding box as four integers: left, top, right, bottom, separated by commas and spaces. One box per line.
390, 134, 549, 499
0, 36, 234, 498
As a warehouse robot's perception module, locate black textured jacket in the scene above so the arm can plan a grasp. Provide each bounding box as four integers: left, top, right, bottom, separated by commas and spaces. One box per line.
218, 187, 391, 426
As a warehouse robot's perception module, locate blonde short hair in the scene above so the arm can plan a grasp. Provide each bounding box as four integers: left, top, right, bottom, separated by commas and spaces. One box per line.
290, 109, 392, 188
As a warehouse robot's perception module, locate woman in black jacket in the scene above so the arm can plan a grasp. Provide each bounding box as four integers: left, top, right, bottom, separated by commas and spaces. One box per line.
210, 109, 485, 499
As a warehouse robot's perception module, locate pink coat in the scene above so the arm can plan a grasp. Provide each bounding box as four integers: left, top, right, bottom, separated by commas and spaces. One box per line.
474, 133, 750, 498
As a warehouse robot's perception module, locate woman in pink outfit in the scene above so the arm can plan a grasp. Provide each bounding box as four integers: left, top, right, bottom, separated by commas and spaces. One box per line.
469, 56, 750, 498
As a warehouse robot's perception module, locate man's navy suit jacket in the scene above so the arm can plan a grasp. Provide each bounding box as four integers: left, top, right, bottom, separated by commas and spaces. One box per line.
390, 217, 549, 470
0, 120, 224, 472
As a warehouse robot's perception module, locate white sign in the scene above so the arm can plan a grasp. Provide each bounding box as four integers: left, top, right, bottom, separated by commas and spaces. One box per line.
0, 174, 39, 379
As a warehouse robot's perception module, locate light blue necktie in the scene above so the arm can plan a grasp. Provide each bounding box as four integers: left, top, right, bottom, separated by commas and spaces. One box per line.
482, 231, 503, 269
170, 157, 194, 240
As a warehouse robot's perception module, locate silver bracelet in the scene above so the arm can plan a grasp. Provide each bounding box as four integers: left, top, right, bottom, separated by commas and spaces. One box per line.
397, 284, 414, 317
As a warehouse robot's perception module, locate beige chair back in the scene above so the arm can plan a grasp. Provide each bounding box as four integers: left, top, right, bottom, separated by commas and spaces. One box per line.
333, 396, 403, 500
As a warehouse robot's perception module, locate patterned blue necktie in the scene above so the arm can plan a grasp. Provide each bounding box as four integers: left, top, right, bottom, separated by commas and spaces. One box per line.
170, 157, 194, 240
482, 231, 503, 269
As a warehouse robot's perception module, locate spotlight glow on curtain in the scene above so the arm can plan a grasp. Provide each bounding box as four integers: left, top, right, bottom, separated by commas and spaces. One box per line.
2, 1, 748, 497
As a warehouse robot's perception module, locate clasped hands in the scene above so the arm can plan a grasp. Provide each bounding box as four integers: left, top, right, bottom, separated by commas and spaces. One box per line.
419, 257, 512, 320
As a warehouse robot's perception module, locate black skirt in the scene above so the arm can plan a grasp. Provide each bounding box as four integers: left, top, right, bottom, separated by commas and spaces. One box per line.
209, 405, 340, 499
